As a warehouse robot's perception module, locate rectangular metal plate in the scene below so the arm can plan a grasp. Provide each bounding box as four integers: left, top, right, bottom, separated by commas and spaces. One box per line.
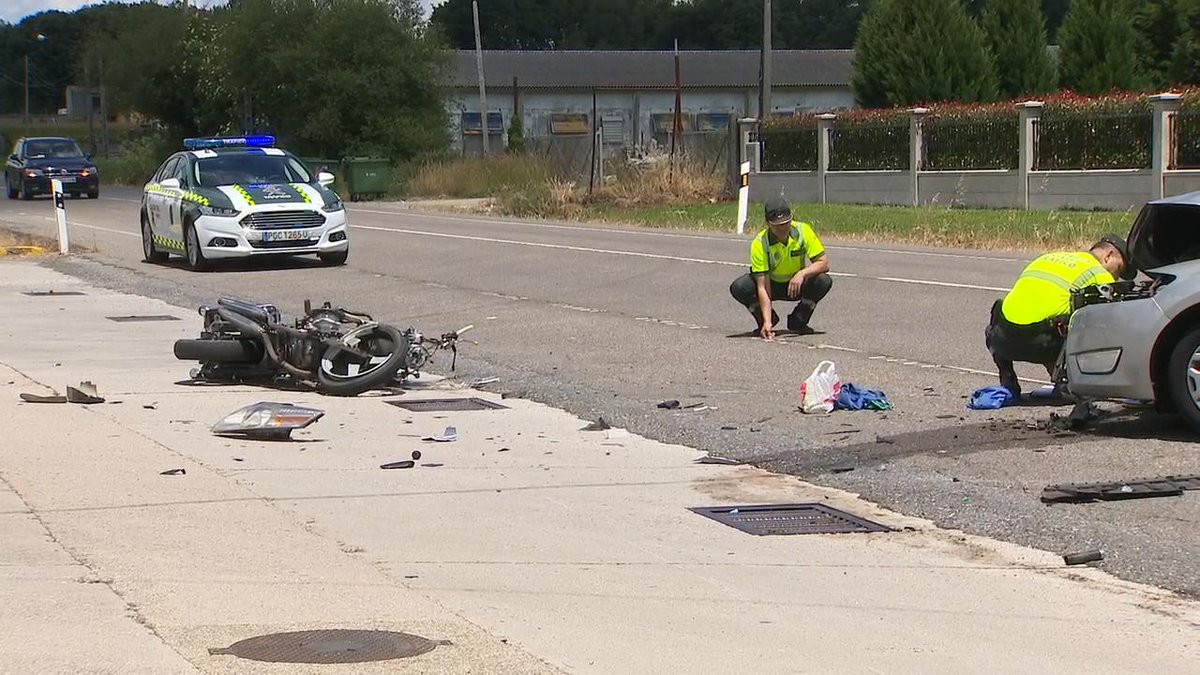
690, 503, 890, 535
106, 315, 181, 322
22, 290, 85, 296
387, 397, 508, 412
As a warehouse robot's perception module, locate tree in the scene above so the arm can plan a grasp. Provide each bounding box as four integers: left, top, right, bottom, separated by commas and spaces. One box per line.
852, 0, 998, 107
1057, 0, 1143, 94
1135, 0, 1183, 88
1171, 0, 1200, 84
980, 0, 1056, 98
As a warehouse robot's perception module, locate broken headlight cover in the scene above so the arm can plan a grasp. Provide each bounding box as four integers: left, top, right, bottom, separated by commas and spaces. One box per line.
1075, 348, 1122, 375
211, 402, 324, 439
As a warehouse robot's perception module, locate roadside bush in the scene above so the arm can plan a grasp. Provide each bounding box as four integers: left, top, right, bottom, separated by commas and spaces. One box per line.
92, 130, 177, 185
403, 154, 553, 199
1036, 91, 1152, 169
761, 115, 819, 171
829, 109, 909, 171
923, 102, 1019, 170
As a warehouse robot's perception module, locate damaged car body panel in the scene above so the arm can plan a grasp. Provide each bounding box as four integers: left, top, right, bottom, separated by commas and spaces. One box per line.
1066, 193, 1200, 423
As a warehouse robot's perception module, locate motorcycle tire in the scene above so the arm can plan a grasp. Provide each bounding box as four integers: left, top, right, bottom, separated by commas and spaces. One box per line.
316, 324, 409, 396
174, 338, 264, 364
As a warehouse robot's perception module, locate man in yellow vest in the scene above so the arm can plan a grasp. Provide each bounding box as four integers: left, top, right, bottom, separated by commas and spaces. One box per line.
729, 196, 832, 341
986, 234, 1131, 397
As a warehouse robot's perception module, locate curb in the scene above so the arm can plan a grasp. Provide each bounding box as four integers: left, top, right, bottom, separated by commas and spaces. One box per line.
0, 245, 47, 257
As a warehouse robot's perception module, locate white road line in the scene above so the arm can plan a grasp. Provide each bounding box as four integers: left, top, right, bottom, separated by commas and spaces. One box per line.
354, 207, 1029, 263
100, 196, 142, 204
353, 223, 1008, 292
39, 216, 139, 238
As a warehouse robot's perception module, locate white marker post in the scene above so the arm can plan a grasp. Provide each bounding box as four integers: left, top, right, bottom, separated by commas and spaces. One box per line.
735, 161, 751, 235
51, 179, 69, 254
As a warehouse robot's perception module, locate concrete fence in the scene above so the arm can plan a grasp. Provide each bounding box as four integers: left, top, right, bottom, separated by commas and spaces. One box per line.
746, 94, 1200, 212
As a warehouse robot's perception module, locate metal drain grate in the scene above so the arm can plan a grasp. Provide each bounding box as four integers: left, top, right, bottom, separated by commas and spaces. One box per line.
690, 503, 890, 535
106, 315, 181, 322
388, 397, 508, 412
209, 629, 439, 664
22, 290, 85, 296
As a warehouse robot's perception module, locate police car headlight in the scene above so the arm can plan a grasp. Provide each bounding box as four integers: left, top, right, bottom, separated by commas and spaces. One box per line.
321, 198, 344, 213
198, 204, 239, 217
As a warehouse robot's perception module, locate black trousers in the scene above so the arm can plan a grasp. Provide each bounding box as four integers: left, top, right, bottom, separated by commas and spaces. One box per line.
984, 299, 1064, 394
729, 272, 833, 327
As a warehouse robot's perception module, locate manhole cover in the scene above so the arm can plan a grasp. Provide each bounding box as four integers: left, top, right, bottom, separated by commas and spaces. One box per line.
106, 315, 181, 322
388, 397, 507, 412
690, 503, 890, 535
22, 290, 85, 296
209, 629, 440, 664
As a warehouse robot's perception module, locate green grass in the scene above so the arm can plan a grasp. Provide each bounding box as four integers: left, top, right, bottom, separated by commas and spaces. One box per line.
585, 201, 1134, 251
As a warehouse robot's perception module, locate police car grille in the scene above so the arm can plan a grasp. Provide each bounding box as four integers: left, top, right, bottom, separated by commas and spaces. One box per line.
241, 210, 326, 230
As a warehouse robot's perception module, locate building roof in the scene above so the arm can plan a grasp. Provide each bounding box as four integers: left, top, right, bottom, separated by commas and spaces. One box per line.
447, 50, 853, 90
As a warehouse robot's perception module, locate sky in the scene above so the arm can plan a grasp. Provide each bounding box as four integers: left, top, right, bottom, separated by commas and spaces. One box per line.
3, 0, 440, 24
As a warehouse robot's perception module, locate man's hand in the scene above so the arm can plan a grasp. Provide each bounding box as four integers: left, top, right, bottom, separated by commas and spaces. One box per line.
760, 324, 775, 341
787, 272, 806, 299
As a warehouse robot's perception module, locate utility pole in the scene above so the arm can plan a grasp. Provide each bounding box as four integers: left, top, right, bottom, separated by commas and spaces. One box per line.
23, 53, 30, 125
761, 0, 772, 120
670, 39, 682, 180
472, 0, 489, 155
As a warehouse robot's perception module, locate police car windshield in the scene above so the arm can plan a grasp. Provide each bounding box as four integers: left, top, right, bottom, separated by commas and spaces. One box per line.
24, 139, 85, 159
193, 153, 311, 187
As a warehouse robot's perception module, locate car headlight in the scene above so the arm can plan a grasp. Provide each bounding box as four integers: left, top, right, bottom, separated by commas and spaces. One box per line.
322, 198, 344, 213
1075, 348, 1122, 375
24, 168, 43, 177
80, 166, 97, 177
198, 204, 240, 217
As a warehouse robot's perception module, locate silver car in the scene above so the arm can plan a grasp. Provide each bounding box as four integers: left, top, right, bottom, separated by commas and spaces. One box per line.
1065, 191, 1200, 430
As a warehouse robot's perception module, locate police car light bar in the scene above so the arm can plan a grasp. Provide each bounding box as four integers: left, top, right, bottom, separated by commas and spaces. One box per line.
183, 135, 276, 150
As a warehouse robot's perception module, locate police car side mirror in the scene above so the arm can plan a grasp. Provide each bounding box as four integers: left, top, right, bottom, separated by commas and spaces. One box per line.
317, 171, 334, 187
160, 178, 181, 189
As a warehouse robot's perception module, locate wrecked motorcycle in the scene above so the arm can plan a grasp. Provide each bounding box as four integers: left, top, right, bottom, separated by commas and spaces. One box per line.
174, 297, 470, 396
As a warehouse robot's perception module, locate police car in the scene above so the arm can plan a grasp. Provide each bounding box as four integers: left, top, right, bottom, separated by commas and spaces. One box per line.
140, 135, 349, 269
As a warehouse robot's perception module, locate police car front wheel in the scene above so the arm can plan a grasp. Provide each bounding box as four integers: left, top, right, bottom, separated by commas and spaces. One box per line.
184, 223, 209, 271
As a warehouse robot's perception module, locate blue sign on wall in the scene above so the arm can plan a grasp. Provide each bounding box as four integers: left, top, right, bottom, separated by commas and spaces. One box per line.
462, 111, 505, 134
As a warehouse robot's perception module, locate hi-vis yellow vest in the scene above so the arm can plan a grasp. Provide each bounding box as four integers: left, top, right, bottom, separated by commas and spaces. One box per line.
1001, 251, 1114, 325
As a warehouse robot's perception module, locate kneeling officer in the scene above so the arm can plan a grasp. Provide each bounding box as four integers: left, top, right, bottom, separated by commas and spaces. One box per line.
729, 196, 833, 341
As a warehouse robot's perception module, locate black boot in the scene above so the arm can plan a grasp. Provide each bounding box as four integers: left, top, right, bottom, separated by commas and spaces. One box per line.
787, 301, 816, 334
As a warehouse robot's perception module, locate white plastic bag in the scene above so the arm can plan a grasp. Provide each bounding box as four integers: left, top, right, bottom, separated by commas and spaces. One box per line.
800, 360, 841, 414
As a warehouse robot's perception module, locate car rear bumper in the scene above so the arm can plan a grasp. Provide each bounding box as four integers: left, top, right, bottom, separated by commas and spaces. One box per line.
192, 211, 349, 259
1064, 298, 1164, 401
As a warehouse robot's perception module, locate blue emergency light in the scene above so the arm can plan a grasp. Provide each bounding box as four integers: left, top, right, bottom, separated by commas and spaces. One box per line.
183, 135, 276, 150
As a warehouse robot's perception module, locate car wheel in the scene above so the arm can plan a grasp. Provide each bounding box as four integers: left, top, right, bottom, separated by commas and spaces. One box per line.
20, 181, 32, 200
141, 213, 168, 263
87, 187, 99, 199
1167, 326, 1200, 432
5, 176, 16, 200
318, 249, 348, 266
183, 222, 209, 271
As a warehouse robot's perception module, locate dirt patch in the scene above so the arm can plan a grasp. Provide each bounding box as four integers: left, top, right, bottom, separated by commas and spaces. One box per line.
0, 227, 55, 256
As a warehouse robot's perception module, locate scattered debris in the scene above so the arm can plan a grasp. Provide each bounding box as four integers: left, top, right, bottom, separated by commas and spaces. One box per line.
967, 386, 1016, 410
720, 425, 738, 431
1047, 401, 1100, 432
875, 436, 896, 445
470, 376, 500, 387
682, 402, 712, 411
19, 392, 67, 403
830, 465, 855, 474
498, 447, 511, 452
657, 400, 681, 410
696, 455, 741, 465
826, 429, 861, 436
834, 383, 893, 411
422, 426, 459, 443
1041, 474, 1199, 503
160, 468, 186, 476
381, 460, 416, 470
1063, 550, 1104, 566
411, 450, 422, 461
582, 417, 611, 431
232, 457, 244, 462
423, 463, 445, 468
211, 402, 325, 440
66, 381, 104, 404
143, 403, 157, 410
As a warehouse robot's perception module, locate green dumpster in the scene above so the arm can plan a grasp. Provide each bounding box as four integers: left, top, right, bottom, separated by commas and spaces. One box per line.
342, 156, 391, 201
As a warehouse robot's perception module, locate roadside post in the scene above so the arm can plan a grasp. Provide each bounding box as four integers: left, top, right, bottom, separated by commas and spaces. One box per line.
51, 179, 70, 254
736, 161, 751, 235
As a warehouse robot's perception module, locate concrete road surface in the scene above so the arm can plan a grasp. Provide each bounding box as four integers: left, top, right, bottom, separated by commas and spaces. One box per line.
0, 187, 1196, 600
0, 261, 1196, 672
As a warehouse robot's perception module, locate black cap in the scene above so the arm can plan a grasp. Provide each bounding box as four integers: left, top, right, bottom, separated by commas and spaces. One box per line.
765, 196, 792, 225
1095, 233, 1135, 280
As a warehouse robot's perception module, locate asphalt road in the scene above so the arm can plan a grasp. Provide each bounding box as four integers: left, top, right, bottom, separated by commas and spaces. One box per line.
2, 187, 1197, 596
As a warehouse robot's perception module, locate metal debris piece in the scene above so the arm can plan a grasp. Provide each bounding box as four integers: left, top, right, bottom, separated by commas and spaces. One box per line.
1047, 400, 1100, 432
720, 425, 737, 431
423, 463, 444, 468
105, 315, 181, 322
411, 450, 422, 460
696, 455, 741, 465
582, 417, 611, 431
1041, 474, 1200, 503
469, 376, 500, 386
690, 503, 890, 535
20, 392, 67, 403
388, 398, 506, 412
208, 629, 440, 664
830, 465, 855, 474
160, 468, 186, 476
657, 400, 681, 409
22, 290, 85, 296
381, 460, 415, 470
66, 381, 104, 404
422, 426, 458, 442
1063, 550, 1104, 566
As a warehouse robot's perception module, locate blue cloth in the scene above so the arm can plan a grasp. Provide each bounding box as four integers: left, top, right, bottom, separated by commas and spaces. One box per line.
968, 386, 1017, 410
835, 383, 893, 411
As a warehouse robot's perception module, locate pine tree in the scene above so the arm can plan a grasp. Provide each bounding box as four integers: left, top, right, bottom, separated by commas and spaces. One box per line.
980, 0, 1057, 98
1171, 0, 1200, 84
852, 0, 998, 107
1058, 0, 1144, 93
1135, 0, 1183, 88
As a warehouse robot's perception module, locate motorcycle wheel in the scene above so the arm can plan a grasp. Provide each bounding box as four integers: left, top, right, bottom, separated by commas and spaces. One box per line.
316, 324, 409, 396
174, 338, 264, 363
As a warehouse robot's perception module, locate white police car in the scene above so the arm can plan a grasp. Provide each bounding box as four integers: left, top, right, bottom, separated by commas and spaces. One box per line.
140, 135, 349, 270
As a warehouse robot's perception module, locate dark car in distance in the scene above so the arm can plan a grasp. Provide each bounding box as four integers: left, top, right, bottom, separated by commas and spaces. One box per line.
5, 136, 100, 200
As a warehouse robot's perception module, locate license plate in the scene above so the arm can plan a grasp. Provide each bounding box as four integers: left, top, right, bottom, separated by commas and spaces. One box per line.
57, 177, 76, 183
262, 230, 309, 242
